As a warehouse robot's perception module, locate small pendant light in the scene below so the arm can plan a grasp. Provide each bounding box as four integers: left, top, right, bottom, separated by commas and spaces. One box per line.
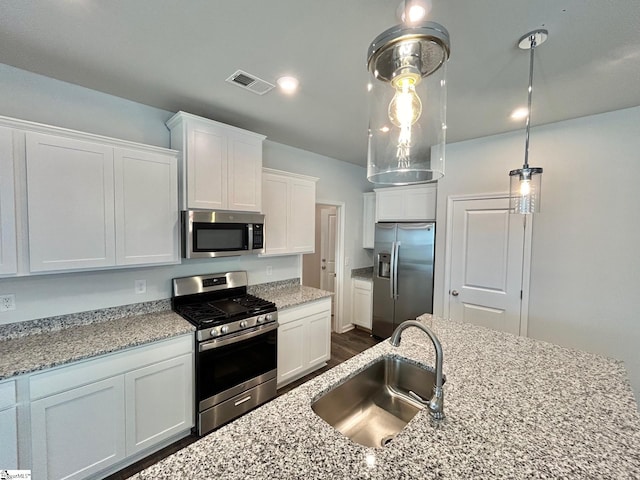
509, 29, 548, 214
366, 20, 450, 185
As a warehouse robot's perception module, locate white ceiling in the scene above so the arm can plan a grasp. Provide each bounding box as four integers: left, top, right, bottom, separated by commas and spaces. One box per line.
1, 1, 639, 167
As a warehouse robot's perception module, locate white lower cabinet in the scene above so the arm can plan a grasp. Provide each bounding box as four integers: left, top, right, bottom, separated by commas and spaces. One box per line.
124, 354, 193, 455
352, 279, 373, 330
0, 379, 18, 469
29, 334, 193, 480
31, 376, 126, 480
277, 298, 331, 387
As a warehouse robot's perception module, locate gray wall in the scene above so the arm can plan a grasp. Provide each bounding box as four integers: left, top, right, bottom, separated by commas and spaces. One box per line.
434, 106, 640, 401
0, 63, 370, 324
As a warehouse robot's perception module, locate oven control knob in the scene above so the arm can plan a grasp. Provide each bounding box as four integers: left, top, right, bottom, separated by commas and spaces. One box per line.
256, 315, 265, 324
220, 326, 229, 334
239, 320, 248, 329
265, 313, 275, 322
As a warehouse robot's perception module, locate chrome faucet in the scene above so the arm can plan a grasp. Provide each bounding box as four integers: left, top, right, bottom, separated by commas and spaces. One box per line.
389, 320, 445, 421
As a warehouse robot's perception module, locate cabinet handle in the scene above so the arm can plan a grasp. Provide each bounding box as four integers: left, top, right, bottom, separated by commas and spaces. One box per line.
451, 290, 459, 297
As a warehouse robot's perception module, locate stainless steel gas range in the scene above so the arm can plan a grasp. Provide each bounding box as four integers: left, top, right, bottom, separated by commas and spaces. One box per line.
172, 271, 278, 436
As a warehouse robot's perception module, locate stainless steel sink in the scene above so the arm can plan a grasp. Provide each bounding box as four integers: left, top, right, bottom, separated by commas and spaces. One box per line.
311, 356, 443, 448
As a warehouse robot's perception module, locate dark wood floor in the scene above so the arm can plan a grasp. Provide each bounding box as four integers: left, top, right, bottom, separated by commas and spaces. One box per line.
104, 327, 379, 480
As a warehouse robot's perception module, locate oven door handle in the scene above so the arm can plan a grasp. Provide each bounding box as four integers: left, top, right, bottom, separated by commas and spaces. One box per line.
198, 322, 278, 352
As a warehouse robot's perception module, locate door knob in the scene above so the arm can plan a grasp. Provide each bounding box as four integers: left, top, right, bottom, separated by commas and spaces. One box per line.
321, 266, 326, 270
451, 290, 459, 296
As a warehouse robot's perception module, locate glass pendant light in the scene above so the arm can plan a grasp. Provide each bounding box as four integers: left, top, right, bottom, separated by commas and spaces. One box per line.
366, 21, 450, 185
509, 29, 548, 214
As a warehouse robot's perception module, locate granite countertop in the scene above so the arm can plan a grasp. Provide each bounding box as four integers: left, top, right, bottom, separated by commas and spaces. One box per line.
249, 279, 333, 310
0, 303, 194, 380
130, 315, 640, 480
351, 266, 373, 281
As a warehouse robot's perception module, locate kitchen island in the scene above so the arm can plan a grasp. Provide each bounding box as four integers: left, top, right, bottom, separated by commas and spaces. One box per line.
130, 315, 640, 479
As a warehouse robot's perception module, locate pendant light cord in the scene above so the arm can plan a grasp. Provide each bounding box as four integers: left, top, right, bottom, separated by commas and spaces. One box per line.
523, 35, 537, 170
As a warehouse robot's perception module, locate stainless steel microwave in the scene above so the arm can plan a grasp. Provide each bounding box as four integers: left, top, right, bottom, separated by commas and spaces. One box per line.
182, 210, 265, 258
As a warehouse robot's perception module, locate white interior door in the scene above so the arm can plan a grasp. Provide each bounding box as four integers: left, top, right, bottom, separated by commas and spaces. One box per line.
448, 196, 526, 335
320, 207, 337, 316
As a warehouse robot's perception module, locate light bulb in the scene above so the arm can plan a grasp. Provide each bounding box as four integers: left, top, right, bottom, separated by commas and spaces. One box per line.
520, 179, 531, 196
388, 74, 422, 166
388, 76, 422, 127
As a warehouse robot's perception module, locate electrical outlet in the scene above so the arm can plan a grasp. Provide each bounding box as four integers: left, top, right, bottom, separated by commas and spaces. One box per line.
266, 266, 273, 276
0, 294, 16, 312
134, 280, 147, 294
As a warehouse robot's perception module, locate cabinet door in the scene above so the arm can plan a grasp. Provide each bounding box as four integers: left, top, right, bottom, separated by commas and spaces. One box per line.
262, 173, 289, 255
227, 134, 262, 212
0, 407, 18, 469
114, 148, 179, 266
124, 354, 193, 456
289, 178, 316, 253
0, 126, 17, 275
362, 192, 375, 249
404, 186, 436, 221
376, 189, 405, 221
31, 376, 126, 480
187, 123, 227, 210
26, 132, 115, 272
306, 310, 331, 367
352, 283, 373, 329
277, 318, 306, 386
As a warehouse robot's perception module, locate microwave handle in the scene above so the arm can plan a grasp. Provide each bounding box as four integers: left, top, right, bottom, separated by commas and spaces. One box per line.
248, 222, 254, 250
198, 322, 278, 352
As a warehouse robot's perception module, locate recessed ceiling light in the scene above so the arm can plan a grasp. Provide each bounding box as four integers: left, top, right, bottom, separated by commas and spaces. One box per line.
277, 76, 299, 94
367, 83, 373, 92
510, 107, 529, 120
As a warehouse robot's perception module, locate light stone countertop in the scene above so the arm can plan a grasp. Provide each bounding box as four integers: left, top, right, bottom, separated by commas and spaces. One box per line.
129, 315, 640, 480
351, 266, 374, 281
249, 282, 333, 310
0, 308, 194, 380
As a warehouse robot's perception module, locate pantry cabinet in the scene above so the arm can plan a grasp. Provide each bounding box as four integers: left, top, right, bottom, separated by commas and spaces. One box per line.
262, 168, 318, 255
29, 334, 193, 480
277, 298, 331, 387
0, 126, 17, 276
23, 130, 179, 273
167, 111, 265, 212
375, 184, 437, 222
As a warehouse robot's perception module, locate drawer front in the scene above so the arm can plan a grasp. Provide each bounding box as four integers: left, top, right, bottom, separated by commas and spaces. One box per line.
0, 379, 16, 410
278, 297, 331, 325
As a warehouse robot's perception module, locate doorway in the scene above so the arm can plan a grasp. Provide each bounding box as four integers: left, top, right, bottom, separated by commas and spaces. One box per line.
302, 202, 343, 332
443, 194, 533, 336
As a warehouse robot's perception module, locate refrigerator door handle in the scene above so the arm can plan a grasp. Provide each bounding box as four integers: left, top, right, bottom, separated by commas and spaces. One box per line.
393, 241, 400, 300
389, 241, 396, 299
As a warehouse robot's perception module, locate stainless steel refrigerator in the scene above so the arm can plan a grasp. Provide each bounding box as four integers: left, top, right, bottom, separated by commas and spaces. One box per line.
372, 222, 435, 339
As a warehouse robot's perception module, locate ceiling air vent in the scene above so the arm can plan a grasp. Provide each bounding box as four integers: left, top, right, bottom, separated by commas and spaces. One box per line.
226, 70, 275, 95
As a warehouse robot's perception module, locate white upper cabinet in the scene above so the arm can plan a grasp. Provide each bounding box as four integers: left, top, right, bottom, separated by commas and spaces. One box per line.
166, 111, 265, 212
114, 148, 179, 266
26, 132, 116, 272
0, 126, 18, 275
362, 192, 375, 249
375, 184, 437, 222
0, 115, 181, 275
262, 168, 318, 256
